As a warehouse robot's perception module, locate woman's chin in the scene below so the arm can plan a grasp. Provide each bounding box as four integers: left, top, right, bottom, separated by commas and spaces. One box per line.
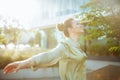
78, 30, 84, 33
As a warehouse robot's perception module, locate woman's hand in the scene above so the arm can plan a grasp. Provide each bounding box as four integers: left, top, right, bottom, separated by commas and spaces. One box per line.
3, 61, 26, 74
3, 58, 35, 74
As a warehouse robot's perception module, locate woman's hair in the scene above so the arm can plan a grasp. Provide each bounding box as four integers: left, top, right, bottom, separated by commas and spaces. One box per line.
57, 18, 73, 37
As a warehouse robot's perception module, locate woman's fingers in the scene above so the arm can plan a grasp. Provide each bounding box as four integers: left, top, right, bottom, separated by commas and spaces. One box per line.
3, 60, 28, 74
4, 67, 16, 74
4, 64, 14, 71
4, 66, 14, 74
3, 63, 19, 74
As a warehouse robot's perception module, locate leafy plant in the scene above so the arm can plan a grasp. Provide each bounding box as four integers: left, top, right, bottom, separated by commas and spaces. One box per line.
0, 28, 8, 47
77, 0, 120, 56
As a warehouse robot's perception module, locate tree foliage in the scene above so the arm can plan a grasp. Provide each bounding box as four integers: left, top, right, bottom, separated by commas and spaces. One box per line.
0, 16, 22, 47
78, 0, 120, 56
0, 28, 8, 46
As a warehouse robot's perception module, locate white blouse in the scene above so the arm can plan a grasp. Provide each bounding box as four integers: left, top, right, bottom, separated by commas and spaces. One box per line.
31, 38, 87, 80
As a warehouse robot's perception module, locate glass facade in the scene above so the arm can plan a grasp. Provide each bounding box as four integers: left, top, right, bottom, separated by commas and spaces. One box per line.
36, 0, 89, 19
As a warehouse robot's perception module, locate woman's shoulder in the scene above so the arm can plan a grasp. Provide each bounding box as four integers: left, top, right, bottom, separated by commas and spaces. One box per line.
59, 38, 70, 44
59, 38, 75, 49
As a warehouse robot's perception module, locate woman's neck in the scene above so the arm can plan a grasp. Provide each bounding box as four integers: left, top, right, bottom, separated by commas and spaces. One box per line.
69, 33, 79, 43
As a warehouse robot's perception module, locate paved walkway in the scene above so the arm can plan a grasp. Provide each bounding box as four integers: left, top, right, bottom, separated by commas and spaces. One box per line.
87, 65, 120, 80
86, 59, 120, 73
0, 59, 120, 80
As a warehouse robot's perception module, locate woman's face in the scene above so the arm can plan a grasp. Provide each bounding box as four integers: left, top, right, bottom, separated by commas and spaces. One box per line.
68, 20, 84, 34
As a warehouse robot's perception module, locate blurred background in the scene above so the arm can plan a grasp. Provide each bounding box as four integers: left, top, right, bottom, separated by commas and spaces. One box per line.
0, 0, 120, 80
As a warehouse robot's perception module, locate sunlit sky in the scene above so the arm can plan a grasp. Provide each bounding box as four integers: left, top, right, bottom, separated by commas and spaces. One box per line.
0, 0, 84, 28
0, 0, 41, 28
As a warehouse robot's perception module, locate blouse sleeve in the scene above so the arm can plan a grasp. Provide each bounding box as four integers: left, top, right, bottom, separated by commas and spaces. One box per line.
61, 41, 87, 62
31, 43, 66, 67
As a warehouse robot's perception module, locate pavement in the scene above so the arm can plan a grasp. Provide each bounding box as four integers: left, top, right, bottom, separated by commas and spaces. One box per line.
0, 59, 120, 80
86, 59, 120, 73
86, 59, 120, 80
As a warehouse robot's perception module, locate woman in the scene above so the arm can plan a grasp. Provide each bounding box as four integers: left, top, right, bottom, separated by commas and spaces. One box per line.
3, 18, 87, 80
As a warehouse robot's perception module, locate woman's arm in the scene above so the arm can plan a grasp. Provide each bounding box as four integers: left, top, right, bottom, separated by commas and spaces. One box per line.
31, 43, 66, 66
3, 43, 66, 74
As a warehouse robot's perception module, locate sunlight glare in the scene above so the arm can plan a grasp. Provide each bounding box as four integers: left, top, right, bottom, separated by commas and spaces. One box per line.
0, 0, 39, 28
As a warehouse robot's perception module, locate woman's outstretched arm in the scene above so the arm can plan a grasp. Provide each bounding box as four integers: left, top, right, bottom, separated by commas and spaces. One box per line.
3, 43, 65, 74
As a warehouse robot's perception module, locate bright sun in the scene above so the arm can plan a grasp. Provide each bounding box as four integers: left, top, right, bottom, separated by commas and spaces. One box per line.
0, 0, 39, 28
